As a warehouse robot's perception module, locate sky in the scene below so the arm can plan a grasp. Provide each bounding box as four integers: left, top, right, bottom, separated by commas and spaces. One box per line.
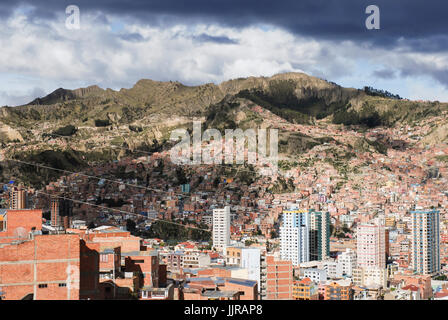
1, 0, 448, 106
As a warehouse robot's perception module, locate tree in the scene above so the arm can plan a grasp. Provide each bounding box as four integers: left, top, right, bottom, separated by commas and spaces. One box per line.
245, 239, 255, 247
126, 219, 136, 233
87, 221, 96, 229
175, 167, 188, 185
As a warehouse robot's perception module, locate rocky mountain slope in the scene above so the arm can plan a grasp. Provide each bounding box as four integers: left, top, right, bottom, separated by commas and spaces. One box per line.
0, 72, 447, 187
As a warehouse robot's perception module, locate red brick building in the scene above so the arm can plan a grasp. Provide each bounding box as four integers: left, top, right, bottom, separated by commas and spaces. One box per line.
223, 278, 258, 300
265, 254, 293, 300
79, 240, 100, 300
0, 222, 167, 300
0, 209, 42, 243
0, 234, 80, 300
125, 251, 159, 288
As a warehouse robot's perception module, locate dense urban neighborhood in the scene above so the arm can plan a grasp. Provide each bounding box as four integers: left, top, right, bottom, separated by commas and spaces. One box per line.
2, 91, 448, 300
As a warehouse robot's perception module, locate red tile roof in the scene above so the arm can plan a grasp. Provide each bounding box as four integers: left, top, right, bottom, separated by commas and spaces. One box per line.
402, 284, 419, 292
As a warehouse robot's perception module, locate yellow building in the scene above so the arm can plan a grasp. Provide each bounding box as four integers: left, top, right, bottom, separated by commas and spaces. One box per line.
385, 217, 396, 228
226, 247, 242, 265
292, 278, 319, 300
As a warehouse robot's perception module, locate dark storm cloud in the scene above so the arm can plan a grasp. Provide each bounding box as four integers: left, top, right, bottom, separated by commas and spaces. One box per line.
3, 0, 448, 92
395, 35, 448, 53
3, 0, 447, 48
399, 60, 448, 89
373, 69, 397, 79
119, 32, 145, 42
192, 34, 238, 44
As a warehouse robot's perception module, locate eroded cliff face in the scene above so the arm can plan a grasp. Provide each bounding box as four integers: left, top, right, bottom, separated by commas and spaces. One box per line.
0, 122, 23, 142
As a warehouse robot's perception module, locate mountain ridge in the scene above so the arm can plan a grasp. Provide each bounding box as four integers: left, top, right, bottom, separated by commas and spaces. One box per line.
21, 72, 360, 106
1, 72, 447, 188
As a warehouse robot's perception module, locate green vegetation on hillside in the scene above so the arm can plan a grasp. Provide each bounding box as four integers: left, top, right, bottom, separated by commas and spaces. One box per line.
236, 89, 312, 124
52, 125, 77, 136
143, 220, 211, 242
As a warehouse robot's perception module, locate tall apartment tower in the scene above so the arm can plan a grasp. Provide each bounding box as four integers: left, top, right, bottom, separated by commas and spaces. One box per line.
265, 252, 293, 300
51, 197, 73, 230
356, 222, 386, 269
9, 187, 28, 209
213, 206, 230, 251
411, 209, 440, 275
280, 209, 309, 266
309, 211, 330, 261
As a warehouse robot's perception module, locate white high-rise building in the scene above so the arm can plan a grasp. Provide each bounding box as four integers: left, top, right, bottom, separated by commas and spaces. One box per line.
280, 209, 309, 266
411, 209, 440, 275
213, 206, 230, 251
356, 222, 386, 269
241, 248, 261, 289
337, 248, 357, 277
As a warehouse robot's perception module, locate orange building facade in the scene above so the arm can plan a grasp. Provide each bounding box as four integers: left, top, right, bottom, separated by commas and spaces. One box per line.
265, 254, 292, 300
0, 234, 80, 300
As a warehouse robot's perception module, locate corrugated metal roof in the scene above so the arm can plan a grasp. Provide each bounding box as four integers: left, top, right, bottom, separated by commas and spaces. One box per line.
226, 278, 257, 287
101, 249, 115, 254
188, 277, 213, 282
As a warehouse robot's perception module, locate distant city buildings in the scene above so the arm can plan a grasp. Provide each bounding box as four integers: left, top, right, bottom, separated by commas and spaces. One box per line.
8, 186, 28, 210
51, 196, 73, 230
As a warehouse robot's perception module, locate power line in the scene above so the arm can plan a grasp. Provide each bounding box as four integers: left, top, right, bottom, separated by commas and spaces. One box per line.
35, 190, 211, 232
5, 157, 171, 196
0, 130, 282, 230
2, 157, 257, 230
2, 158, 213, 232
4, 157, 266, 200
40, 130, 283, 176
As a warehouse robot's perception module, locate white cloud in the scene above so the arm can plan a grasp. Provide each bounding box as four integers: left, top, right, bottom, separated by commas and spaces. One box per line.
0, 9, 448, 105
0, 87, 46, 106
407, 81, 448, 102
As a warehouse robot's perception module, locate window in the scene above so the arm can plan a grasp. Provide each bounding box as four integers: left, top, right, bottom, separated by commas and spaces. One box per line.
100, 254, 109, 262
38, 284, 48, 289
59, 283, 67, 287
133, 260, 145, 264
